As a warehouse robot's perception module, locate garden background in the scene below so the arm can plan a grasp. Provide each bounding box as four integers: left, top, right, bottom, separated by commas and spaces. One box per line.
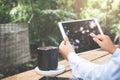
0, 0, 120, 79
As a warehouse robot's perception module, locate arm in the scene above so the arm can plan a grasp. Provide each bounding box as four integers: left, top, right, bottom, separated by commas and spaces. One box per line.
59, 33, 116, 60
67, 49, 120, 80
59, 34, 120, 80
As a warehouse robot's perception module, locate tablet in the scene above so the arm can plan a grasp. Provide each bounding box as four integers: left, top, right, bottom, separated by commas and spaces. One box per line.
39, 76, 83, 80
58, 18, 103, 53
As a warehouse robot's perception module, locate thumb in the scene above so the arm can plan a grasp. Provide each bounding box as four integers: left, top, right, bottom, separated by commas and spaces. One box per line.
63, 36, 70, 44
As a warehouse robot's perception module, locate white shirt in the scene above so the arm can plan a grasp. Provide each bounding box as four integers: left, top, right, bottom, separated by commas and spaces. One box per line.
68, 48, 120, 80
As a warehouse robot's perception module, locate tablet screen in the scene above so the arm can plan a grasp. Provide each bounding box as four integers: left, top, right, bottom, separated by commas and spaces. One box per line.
58, 19, 103, 53
39, 76, 83, 80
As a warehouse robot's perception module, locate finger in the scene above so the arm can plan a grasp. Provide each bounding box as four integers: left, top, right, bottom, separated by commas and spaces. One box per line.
90, 33, 104, 40
93, 38, 102, 45
63, 36, 69, 41
63, 36, 69, 44
59, 41, 64, 47
97, 34, 105, 40
61, 41, 65, 45
90, 33, 98, 38
59, 41, 64, 52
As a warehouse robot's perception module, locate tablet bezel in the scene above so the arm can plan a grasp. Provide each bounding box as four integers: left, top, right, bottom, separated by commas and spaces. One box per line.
58, 18, 103, 38
58, 18, 104, 53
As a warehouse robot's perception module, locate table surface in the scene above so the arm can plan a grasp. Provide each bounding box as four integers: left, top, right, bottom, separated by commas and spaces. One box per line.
2, 49, 111, 80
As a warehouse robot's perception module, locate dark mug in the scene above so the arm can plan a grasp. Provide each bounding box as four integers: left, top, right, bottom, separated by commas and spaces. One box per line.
37, 46, 58, 71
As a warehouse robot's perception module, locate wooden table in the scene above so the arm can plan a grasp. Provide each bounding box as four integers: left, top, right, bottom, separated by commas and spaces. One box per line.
2, 49, 111, 80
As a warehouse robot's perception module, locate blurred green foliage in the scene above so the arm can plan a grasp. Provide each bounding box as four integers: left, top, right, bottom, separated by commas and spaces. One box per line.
80, 0, 120, 37
0, 0, 120, 47
30, 9, 76, 47
28, 0, 77, 47
0, 0, 120, 78
0, 0, 17, 23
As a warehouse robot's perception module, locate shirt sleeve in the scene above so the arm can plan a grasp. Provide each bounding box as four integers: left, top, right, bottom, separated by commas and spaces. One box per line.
67, 48, 120, 80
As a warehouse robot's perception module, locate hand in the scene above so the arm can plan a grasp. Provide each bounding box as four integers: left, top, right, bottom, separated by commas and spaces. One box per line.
59, 37, 75, 60
90, 33, 116, 54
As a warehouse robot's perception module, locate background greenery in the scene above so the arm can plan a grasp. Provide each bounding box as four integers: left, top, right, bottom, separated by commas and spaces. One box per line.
0, 0, 120, 79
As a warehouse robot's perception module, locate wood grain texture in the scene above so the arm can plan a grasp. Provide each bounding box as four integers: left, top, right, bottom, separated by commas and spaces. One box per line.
2, 50, 110, 80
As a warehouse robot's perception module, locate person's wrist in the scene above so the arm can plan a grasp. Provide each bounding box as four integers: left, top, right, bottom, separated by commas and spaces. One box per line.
66, 51, 75, 60
109, 47, 116, 54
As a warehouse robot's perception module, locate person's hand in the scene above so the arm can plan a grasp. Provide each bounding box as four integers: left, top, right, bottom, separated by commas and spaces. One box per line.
90, 33, 116, 54
59, 37, 75, 60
